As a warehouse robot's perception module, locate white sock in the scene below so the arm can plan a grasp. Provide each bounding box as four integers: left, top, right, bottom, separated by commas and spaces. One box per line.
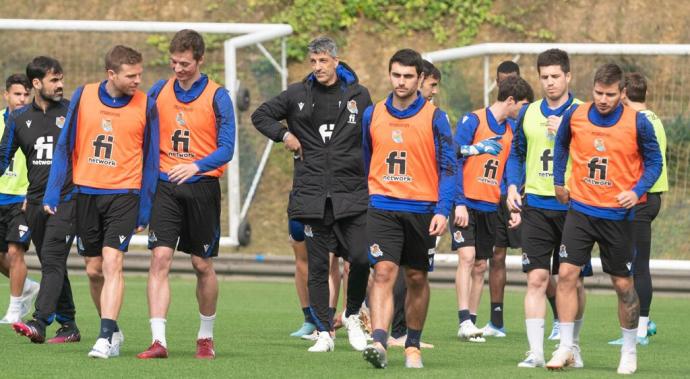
637, 316, 649, 338
525, 318, 544, 358
150, 318, 167, 347
559, 322, 574, 350
9, 296, 22, 309
22, 278, 36, 293
198, 313, 216, 340
621, 327, 637, 354
573, 318, 584, 345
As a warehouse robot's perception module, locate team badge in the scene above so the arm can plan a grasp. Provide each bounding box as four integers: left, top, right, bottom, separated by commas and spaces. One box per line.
392, 130, 403, 143
18, 224, 28, 238
522, 253, 530, 266
559, 244, 568, 258
428, 248, 436, 256
594, 138, 606, 152
101, 118, 112, 132
176, 111, 186, 126
347, 100, 358, 114
369, 243, 383, 258
304, 225, 314, 238
55, 116, 65, 129
453, 231, 464, 243
148, 231, 157, 243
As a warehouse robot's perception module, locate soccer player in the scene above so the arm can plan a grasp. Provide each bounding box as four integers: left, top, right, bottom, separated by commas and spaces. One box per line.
2, 59, 83, 344
44, 46, 159, 358
482, 60, 523, 338
361, 48, 455, 369
0, 74, 39, 323
506, 49, 587, 367
252, 36, 372, 353
608, 72, 668, 346
547, 63, 662, 374
137, 30, 234, 360
387, 59, 442, 349
452, 76, 532, 341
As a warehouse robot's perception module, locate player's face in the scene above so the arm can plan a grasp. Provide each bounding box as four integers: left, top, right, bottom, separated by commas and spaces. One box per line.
420, 76, 440, 102
390, 63, 421, 100
35, 70, 64, 102
538, 65, 570, 101
3, 84, 30, 112
109, 63, 143, 96
309, 52, 338, 86
592, 81, 622, 115
170, 50, 203, 83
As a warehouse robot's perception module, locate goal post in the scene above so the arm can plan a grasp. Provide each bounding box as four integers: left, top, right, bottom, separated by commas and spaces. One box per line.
0, 18, 292, 247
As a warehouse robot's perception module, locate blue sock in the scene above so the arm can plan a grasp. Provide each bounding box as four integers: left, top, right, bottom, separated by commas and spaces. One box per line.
302, 307, 313, 324
372, 329, 388, 349
405, 328, 422, 349
328, 307, 336, 329
470, 314, 477, 324
458, 309, 471, 323
99, 319, 117, 342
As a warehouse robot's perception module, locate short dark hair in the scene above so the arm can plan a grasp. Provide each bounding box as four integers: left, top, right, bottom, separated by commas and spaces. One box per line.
105, 45, 143, 72
26, 56, 63, 83
624, 72, 647, 103
593, 63, 624, 90
497, 76, 534, 103
389, 49, 423, 76
5, 74, 31, 92
169, 29, 205, 61
536, 48, 570, 74
497, 60, 520, 77
422, 60, 442, 81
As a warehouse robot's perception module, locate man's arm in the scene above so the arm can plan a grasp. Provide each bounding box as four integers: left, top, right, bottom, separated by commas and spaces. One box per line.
506, 104, 529, 188
361, 105, 374, 179
137, 99, 161, 228
251, 89, 292, 142
0, 113, 21, 175
432, 110, 457, 217
44, 86, 83, 211
631, 112, 663, 197
553, 105, 577, 187
453, 113, 479, 206
194, 88, 236, 173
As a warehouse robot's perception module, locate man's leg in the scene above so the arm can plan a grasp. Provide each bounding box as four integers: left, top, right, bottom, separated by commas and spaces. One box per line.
403, 267, 429, 369
456, 246, 476, 323
192, 255, 218, 343
289, 237, 315, 336
364, 260, 398, 368
522, 269, 549, 366
99, 247, 124, 329
84, 256, 104, 315
489, 246, 507, 329
6, 243, 27, 299
612, 275, 640, 374
0, 252, 8, 277
468, 258, 487, 319
390, 271, 407, 339
144, 246, 174, 349
328, 253, 340, 326
632, 218, 653, 338
304, 218, 336, 352
546, 262, 580, 369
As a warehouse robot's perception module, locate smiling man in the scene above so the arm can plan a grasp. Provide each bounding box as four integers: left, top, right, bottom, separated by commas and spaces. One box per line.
547, 63, 662, 374
252, 36, 372, 353
139, 29, 235, 360
44, 46, 159, 358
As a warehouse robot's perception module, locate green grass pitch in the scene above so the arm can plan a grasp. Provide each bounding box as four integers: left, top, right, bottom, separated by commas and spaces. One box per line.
0, 276, 688, 378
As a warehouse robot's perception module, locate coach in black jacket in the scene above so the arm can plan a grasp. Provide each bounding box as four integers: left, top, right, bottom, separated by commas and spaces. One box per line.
252, 37, 371, 353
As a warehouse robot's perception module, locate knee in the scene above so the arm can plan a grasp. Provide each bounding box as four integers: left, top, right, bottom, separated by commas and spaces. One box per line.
192, 257, 214, 276
150, 252, 173, 277
473, 259, 488, 274
373, 265, 396, 284
459, 250, 475, 266
85, 261, 103, 281
6, 245, 24, 261
611, 276, 634, 294
405, 270, 427, 289
527, 271, 549, 291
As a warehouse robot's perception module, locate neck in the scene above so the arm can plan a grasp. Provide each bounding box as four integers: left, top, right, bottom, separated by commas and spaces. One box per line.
626, 101, 646, 112
178, 71, 202, 91
105, 80, 125, 98
33, 95, 51, 113
392, 92, 418, 111
488, 102, 509, 124
545, 91, 569, 109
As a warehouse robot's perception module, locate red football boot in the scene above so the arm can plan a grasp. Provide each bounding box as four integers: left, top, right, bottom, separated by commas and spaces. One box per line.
137, 340, 169, 359
195, 338, 215, 359
12, 320, 46, 343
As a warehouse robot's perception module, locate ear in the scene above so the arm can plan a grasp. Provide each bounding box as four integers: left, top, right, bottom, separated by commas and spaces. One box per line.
197, 55, 205, 67
32, 78, 42, 90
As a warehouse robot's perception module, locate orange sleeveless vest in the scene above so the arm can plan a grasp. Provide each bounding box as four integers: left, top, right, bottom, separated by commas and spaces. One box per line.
157, 79, 225, 177
368, 100, 439, 202
462, 109, 513, 203
568, 103, 644, 207
73, 83, 148, 189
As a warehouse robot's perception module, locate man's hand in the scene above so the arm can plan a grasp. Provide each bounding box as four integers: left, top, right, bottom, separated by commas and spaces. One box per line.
21, 199, 27, 213
506, 185, 522, 213
555, 185, 570, 204
428, 214, 447, 236
508, 212, 521, 229
168, 163, 200, 185
616, 190, 639, 209
284, 132, 303, 160
546, 115, 563, 136
43, 205, 56, 215
454, 205, 469, 228
461, 135, 502, 157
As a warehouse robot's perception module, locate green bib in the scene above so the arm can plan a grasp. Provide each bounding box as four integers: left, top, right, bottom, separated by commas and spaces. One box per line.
642, 110, 668, 193
0, 108, 29, 196
523, 98, 582, 196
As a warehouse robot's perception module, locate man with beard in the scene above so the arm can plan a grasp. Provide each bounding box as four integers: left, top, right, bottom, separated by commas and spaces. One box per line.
1, 57, 83, 344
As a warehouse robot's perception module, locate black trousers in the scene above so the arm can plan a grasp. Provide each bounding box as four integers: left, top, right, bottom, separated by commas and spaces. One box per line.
25, 201, 77, 323
632, 193, 662, 317
301, 200, 369, 331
